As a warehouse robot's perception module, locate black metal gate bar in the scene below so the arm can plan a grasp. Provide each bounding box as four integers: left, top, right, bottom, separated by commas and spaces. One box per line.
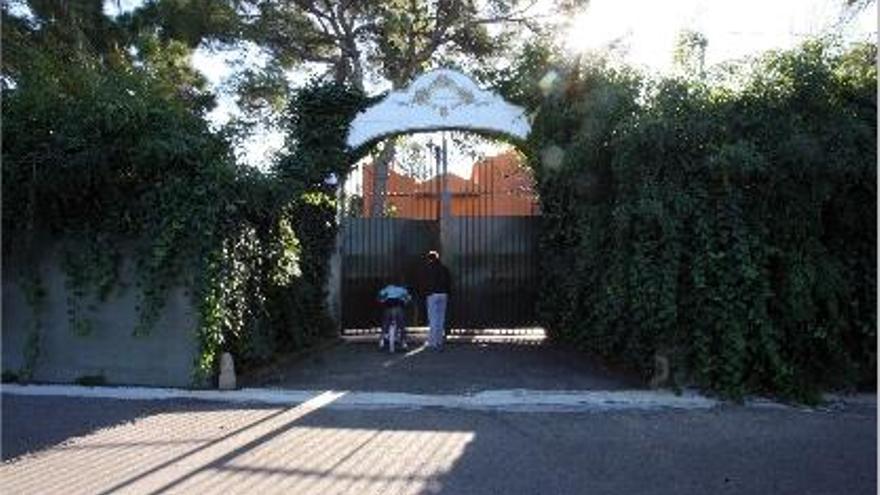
341, 145, 539, 330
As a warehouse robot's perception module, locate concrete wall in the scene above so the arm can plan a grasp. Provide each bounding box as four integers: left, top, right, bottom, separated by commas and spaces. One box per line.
2, 241, 200, 387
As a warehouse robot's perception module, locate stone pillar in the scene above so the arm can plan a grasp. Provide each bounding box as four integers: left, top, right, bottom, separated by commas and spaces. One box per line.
325, 177, 344, 331
325, 228, 344, 331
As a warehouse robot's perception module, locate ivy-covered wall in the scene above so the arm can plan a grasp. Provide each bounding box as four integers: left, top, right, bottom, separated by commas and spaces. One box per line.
1, 34, 366, 386
3, 240, 199, 387
523, 41, 876, 400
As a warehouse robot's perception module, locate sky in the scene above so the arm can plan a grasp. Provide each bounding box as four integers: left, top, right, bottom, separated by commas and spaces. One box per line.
104, 0, 877, 172
560, 0, 876, 73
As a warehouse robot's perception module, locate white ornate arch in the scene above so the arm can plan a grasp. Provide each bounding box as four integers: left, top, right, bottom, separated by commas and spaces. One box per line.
346, 69, 530, 149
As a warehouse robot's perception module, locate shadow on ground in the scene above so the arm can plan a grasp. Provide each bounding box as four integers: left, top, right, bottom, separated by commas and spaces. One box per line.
0, 395, 249, 461
1, 394, 875, 494
241, 332, 643, 393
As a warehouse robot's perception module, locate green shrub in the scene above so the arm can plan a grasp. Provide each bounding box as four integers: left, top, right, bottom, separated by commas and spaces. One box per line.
526, 41, 876, 400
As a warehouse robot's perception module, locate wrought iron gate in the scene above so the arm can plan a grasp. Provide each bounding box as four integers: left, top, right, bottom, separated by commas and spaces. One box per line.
340, 144, 539, 329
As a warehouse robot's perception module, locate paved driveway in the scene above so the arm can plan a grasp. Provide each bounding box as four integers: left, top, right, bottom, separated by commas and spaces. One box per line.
241, 333, 642, 393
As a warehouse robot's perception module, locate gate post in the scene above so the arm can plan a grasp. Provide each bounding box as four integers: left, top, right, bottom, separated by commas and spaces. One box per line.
325, 179, 344, 332
326, 230, 343, 331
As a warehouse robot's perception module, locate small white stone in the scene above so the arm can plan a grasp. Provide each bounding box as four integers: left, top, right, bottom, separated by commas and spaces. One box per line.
218, 352, 236, 390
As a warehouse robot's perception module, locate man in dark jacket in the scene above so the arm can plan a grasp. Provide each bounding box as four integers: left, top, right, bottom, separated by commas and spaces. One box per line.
419, 250, 451, 350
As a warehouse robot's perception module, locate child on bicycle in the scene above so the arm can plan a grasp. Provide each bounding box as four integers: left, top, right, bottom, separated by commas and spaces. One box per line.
377, 282, 412, 351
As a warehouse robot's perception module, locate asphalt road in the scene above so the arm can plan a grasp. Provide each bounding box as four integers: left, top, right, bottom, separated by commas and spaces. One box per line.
2, 394, 875, 494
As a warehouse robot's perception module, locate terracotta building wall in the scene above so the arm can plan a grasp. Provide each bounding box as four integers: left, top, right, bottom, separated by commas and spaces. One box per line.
360, 151, 538, 218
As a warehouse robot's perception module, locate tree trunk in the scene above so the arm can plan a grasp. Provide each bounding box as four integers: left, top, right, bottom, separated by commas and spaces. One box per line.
370, 139, 396, 217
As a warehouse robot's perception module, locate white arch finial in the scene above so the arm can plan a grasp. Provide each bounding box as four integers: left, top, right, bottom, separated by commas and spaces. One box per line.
347, 69, 530, 149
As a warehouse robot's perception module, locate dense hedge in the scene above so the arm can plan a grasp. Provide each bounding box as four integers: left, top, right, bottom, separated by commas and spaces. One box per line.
271, 80, 370, 350
526, 42, 876, 400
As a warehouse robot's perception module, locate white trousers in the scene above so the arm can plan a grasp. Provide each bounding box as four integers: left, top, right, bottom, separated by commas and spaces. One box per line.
426, 293, 448, 348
